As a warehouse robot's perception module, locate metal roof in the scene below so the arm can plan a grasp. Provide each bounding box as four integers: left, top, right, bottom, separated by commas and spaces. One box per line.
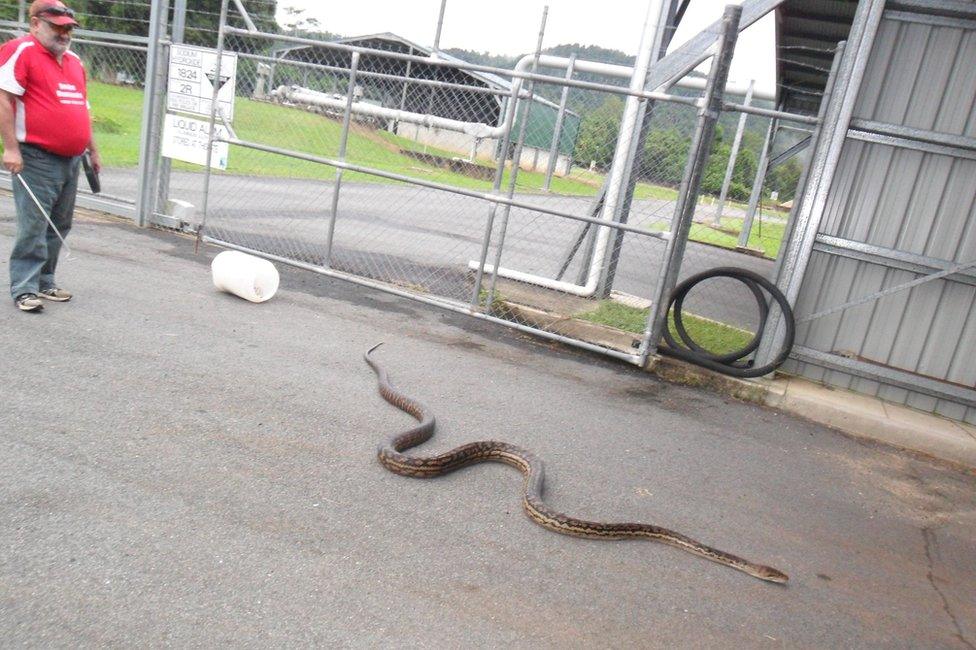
334, 32, 516, 92
275, 32, 572, 115
775, 0, 859, 114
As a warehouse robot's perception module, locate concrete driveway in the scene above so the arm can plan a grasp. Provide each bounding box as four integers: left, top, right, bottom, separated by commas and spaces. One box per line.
1, 205, 974, 647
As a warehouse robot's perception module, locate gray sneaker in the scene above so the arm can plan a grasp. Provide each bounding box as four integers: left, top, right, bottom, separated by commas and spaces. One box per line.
15, 293, 44, 312
38, 287, 72, 302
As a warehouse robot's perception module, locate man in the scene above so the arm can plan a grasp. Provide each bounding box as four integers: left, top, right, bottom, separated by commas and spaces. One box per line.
0, 0, 100, 312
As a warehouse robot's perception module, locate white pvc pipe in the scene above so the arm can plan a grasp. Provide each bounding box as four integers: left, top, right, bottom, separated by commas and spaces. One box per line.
543, 55, 772, 101
470, 9, 772, 297
577, 0, 662, 297
211, 250, 280, 302
674, 74, 773, 101
273, 85, 506, 138
467, 260, 602, 295
474, 1, 664, 297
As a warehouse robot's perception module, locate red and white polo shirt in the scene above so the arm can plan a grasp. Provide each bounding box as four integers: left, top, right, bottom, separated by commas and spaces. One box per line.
0, 34, 91, 157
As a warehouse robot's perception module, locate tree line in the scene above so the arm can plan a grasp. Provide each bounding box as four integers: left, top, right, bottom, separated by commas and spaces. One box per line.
573, 94, 804, 202
0, 1, 280, 44
446, 43, 803, 202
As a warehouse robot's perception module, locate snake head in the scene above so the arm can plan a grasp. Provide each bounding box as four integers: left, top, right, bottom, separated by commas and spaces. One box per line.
365, 342, 385, 359
754, 565, 789, 584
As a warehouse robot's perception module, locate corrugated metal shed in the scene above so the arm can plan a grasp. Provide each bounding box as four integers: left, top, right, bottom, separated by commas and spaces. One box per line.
778, 0, 976, 424
775, 0, 859, 114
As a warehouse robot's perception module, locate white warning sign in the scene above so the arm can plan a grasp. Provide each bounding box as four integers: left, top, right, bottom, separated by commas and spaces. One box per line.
161, 114, 230, 170
167, 44, 237, 121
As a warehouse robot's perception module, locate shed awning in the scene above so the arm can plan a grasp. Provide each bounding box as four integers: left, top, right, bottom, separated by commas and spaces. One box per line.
775, 0, 858, 115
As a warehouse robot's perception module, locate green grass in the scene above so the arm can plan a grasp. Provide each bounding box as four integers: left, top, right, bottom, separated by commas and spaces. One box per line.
90, 82, 145, 166
688, 216, 786, 259
634, 184, 680, 201
89, 81, 445, 182
86, 81, 785, 258
86, 81, 690, 199
88, 81, 606, 193
577, 301, 650, 333
576, 300, 754, 353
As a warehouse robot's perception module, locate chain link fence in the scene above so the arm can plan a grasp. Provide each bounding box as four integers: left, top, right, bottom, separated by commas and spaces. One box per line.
197, 22, 721, 362
192, 5, 813, 366
0, 0, 816, 368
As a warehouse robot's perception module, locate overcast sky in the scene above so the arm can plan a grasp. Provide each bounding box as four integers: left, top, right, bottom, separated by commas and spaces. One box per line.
273, 0, 777, 95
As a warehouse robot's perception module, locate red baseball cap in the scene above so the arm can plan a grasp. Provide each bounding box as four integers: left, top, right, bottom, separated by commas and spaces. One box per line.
29, 0, 79, 27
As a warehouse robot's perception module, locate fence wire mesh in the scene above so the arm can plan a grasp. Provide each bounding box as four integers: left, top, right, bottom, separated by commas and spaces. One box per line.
199, 27, 718, 359
0, 0, 818, 365
194, 12, 818, 363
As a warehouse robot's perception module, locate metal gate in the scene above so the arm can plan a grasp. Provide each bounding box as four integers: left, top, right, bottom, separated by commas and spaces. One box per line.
0, 0, 820, 376
171, 0, 812, 370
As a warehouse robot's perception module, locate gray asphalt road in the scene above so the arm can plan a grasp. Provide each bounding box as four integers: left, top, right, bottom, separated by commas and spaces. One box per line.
2, 206, 973, 647
100, 168, 774, 328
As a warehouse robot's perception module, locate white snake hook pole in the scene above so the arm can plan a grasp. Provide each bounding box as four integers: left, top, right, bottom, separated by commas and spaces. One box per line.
15, 172, 75, 261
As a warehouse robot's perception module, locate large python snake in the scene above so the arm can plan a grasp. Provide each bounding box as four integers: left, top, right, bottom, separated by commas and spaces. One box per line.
365, 343, 788, 584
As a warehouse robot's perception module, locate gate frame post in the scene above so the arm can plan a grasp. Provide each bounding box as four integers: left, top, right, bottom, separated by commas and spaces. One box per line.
322, 51, 361, 269
753, 0, 887, 369
638, 4, 743, 366
154, 0, 187, 224
134, 0, 169, 227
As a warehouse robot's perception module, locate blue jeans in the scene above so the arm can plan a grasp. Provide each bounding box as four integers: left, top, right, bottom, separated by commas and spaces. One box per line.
9, 144, 80, 300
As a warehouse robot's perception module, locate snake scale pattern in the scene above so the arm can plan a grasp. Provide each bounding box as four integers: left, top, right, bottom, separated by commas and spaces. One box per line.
365, 343, 788, 584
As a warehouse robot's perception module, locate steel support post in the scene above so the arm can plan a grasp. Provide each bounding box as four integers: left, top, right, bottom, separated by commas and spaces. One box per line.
588, 0, 666, 299
133, 0, 169, 227
470, 87, 521, 308
553, 0, 677, 291
748, 47, 845, 366
542, 54, 576, 192
394, 50, 413, 135
323, 51, 361, 269
268, 51, 280, 95
754, 0, 887, 368
711, 79, 754, 225
739, 116, 777, 247
433, 0, 448, 53
156, 0, 187, 222
638, 4, 743, 366
600, 0, 678, 298
483, 6, 548, 307
198, 0, 230, 244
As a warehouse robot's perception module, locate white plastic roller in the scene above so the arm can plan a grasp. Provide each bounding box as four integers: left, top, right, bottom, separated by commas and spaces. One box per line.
211, 251, 280, 303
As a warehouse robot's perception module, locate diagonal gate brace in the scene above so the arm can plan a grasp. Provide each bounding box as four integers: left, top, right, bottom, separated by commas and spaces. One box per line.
797, 258, 976, 324
643, 0, 789, 91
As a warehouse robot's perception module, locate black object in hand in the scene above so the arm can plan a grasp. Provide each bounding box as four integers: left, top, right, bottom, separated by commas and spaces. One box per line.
82, 150, 100, 194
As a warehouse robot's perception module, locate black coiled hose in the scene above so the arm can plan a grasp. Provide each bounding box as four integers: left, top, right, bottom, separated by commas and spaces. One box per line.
660, 267, 795, 378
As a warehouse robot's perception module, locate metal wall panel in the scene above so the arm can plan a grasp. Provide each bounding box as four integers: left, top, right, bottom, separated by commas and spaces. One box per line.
789, 11, 976, 425
857, 19, 976, 135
